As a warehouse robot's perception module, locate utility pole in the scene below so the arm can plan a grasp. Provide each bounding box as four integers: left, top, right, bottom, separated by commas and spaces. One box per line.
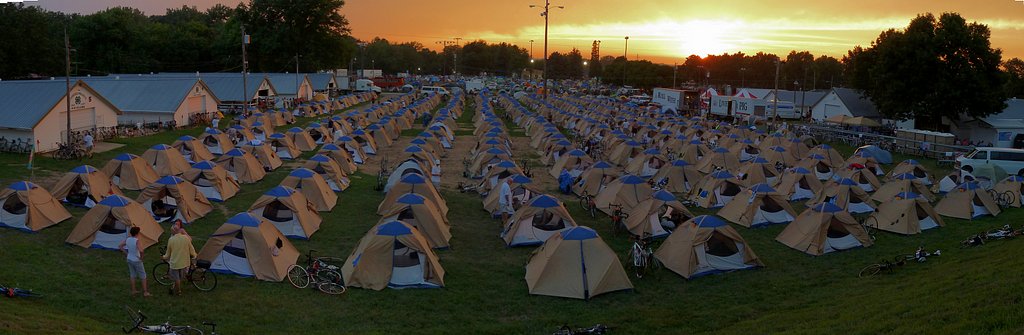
453, 37, 462, 76
530, 40, 534, 60
241, 26, 250, 113
672, 63, 677, 88
531, 1, 563, 100
622, 36, 629, 86
64, 27, 72, 145
294, 54, 300, 103
772, 57, 781, 130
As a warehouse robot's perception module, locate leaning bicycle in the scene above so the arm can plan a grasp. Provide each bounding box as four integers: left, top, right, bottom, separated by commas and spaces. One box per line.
578, 191, 597, 218
287, 249, 346, 295
152, 251, 217, 292
609, 203, 629, 236
627, 233, 658, 279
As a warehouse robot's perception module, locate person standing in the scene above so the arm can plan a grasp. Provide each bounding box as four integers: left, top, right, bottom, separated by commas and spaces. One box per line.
162, 225, 196, 296
118, 227, 150, 297
498, 177, 514, 224
82, 132, 94, 158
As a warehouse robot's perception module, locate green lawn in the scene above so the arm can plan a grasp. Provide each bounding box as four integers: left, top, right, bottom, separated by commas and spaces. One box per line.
2, 103, 1024, 334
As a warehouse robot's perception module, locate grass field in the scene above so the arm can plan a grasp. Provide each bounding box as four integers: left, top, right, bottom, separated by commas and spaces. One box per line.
2, 99, 1024, 334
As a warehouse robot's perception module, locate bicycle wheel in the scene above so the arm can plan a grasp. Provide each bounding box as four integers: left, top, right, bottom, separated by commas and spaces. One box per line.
170, 326, 204, 335
152, 262, 172, 286
287, 265, 311, 289
588, 203, 596, 218
317, 282, 347, 295
859, 264, 882, 278
316, 269, 343, 285
190, 268, 218, 292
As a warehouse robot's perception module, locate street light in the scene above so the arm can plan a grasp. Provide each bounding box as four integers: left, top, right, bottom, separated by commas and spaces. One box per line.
740, 67, 747, 88
622, 36, 629, 86
530, 39, 534, 60
530, 1, 564, 100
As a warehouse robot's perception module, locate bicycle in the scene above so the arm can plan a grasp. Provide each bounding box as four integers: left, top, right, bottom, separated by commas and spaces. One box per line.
859, 248, 940, 278
989, 190, 1015, 208
627, 233, 657, 279
984, 225, 1021, 241
0, 284, 42, 298
286, 249, 346, 295
578, 191, 597, 218
123, 305, 217, 335
610, 203, 629, 236
55, 141, 85, 160
152, 251, 217, 292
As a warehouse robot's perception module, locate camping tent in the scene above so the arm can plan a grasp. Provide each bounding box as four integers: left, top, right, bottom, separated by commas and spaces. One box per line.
183, 160, 240, 202
142, 144, 192, 176
623, 148, 667, 178
248, 186, 323, 239
349, 129, 378, 155
196, 212, 299, 281
735, 157, 780, 187
335, 135, 367, 164
66, 195, 163, 250
837, 167, 882, 192
871, 173, 936, 202
776, 202, 873, 255
482, 174, 540, 217
695, 147, 741, 174
341, 220, 445, 290
378, 173, 449, 216
241, 142, 284, 171
379, 193, 451, 249
773, 167, 823, 201
279, 168, 338, 211
50, 165, 124, 208
501, 195, 579, 247
936, 170, 976, 194
623, 190, 694, 238
216, 148, 267, 183
593, 174, 654, 215
304, 154, 351, 192
172, 135, 216, 163
651, 159, 703, 194
934, 181, 1001, 220
317, 143, 358, 174
102, 153, 160, 191
384, 157, 435, 193
807, 178, 876, 214
286, 127, 318, 151
688, 170, 745, 209
198, 129, 235, 155
0, 181, 71, 232
886, 159, 933, 186
267, 133, 302, 159
549, 149, 593, 179
718, 183, 797, 228
525, 226, 633, 300
853, 145, 893, 165
845, 152, 886, 177
867, 192, 944, 235
654, 215, 763, 279
573, 161, 618, 196
800, 154, 838, 181
137, 175, 213, 224
994, 175, 1024, 207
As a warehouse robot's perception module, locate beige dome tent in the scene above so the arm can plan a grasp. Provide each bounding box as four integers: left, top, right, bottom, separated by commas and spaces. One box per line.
341, 220, 445, 290
102, 153, 160, 191
623, 148, 668, 178
886, 159, 933, 185
525, 226, 633, 300
142, 144, 192, 176
172, 135, 215, 163
137, 176, 213, 224
240, 142, 284, 171
688, 170, 745, 209
718, 183, 797, 228
286, 127, 318, 152
198, 129, 235, 155
695, 147, 741, 174
349, 129, 379, 156
807, 144, 846, 169
304, 154, 351, 192
378, 173, 449, 216
837, 167, 882, 192
652, 159, 703, 194
279, 168, 338, 212
550, 149, 594, 179
776, 202, 873, 256
183, 161, 240, 202
936, 169, 975, 194
335, 135, 367, 165
573, 161, 618, 196
469, 147, 513, 179
807, 178, 876, 214
871, 173, 936, 202
654, 215, 763, 279
483, 174, 541, 217
197, 213, 299, 281
50, 165, 123, 208
248, 186, 322, 239
267, 133, 302, 160
477, 160, 522, 194
728, 139, 761, 162
845, 151, 886, 176
594, 174, 654, 215
305, 122, 333, 145
773, 167, 823, 201
0, 181, 71, 232
993, 175, 1024, 208
624, 190, 694, 238
934, 181, 1001, 220
501, 195, 578, 247
317, 143, 358, 175
866, 192, 944, 235
734, 157, 780, 187
761, 145, 799, 168
66, 195, 163, 250
800, 153, 838, 181
216, 148, 267, 184
379, 193, 451, 249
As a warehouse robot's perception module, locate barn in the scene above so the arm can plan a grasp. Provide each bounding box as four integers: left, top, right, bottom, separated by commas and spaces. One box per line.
84, 77, 220, 127
0, 80, 120, 153
810, 88, 880, 121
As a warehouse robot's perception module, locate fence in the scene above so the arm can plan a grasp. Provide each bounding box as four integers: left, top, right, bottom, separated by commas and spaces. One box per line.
800, 124, 973, 165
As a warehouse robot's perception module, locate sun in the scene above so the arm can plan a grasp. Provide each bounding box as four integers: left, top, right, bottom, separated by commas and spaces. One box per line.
676, 20, 738, 57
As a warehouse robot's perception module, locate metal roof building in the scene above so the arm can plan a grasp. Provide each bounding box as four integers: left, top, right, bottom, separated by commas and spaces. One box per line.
0, 80, 121, 152
81, 77, 220, 126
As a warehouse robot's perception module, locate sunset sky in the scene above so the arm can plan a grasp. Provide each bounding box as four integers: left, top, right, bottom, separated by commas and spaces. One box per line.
32, 0, 1024, 63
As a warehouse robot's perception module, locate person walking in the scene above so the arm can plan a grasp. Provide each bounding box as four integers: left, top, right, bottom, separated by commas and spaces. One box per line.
83, 131, 94, 158
162, 225, 196, 296
118, 227, 150, 297
498, 177, 514, 224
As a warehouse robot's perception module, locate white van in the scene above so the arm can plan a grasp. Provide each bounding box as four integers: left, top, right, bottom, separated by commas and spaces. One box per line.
420, 86, 450, 97
956, 147, 1024, 176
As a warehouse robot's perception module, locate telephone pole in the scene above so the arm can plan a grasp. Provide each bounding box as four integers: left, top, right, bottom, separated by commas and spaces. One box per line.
622, 36, 629, 86
530, 1, 563, 100
64, 27, 72, 144
241, 26, 250, 112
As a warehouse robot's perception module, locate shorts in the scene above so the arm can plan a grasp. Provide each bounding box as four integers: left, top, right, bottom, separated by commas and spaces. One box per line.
127, 260, 146, 279
169, 267, 188, 281
499, 203, 515, 215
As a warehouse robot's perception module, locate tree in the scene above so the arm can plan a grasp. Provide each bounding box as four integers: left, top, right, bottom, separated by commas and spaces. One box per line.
845, 13, 1006, 128
0, 4, 66, 78
1004, 58, 1024, 98
238, 0, 351, 72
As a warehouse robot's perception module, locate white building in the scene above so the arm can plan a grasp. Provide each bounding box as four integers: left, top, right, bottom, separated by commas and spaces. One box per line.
0, 80, 121, 153
810, 88, 881, 121
954, 98, 1024, 148
83, 77, 219, 127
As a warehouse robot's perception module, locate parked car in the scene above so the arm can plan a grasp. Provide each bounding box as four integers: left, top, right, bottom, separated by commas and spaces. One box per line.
421, 86, 450, 97
957, 147, 1024, 176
